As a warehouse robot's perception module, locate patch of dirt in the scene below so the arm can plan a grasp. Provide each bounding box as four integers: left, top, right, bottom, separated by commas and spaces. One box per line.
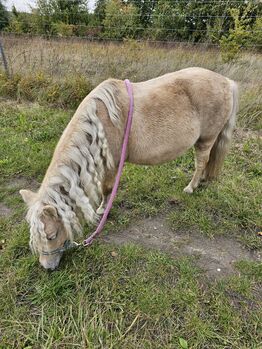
0, 203, 12, 218
234, 127, 262, 142
102, 217, 261, 279
0, 176, 39, 219
6, 176, 40, 192
233, 127, 262, 151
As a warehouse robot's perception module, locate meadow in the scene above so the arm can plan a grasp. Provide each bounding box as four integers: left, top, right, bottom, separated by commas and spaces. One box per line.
0, 35, 261, 348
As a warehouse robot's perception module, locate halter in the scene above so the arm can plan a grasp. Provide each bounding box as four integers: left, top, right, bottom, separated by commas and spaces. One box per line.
40, 240, 81, 256
39, 79, 134, 256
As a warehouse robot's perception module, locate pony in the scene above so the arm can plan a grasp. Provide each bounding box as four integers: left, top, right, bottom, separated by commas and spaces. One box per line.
20, 67, 238, 270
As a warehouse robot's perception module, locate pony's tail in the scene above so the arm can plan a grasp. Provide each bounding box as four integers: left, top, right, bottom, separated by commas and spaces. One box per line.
205, 80, 238, 180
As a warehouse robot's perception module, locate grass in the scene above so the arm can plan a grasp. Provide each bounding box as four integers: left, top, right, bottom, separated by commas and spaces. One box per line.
0, 37, 261, 348
1, 35, 262, 129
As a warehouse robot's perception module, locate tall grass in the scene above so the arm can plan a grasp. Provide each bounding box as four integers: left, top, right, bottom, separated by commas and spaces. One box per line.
0, 35, 262, 349
1, 35, 261, 128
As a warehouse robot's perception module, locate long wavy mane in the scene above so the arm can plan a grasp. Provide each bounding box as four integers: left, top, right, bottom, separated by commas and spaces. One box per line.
27, 80, 122, 252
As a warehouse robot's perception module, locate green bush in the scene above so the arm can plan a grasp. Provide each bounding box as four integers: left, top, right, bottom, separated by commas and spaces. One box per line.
219, 6, 256, 62
42, 75, 93, 108
18, 72, 50, 101
0, 72, 21, 98
52, 22, 75, 37
0, 70, 93, 108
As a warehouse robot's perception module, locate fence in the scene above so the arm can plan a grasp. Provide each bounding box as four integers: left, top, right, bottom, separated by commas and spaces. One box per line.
1, 6, 262, 76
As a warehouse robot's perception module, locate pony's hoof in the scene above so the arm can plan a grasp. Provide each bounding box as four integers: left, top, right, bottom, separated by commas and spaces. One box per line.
183, 185, 193, 194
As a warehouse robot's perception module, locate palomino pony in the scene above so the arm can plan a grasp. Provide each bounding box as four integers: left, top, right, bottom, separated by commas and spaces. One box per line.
20, 67, 238, 270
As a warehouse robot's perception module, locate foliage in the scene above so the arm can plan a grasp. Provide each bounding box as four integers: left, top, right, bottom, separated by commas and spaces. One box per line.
149, 0, 260, 43
0, 39, 261, 349
3, 0, 261, 50
52, 21, 75, 36
0, 71, 93, 108
0, 93, 261, 347
7, 12, 38, 33
251, 16, 262, 47
94, 0, 107, 24
8, 0, 91, 35
0, 0, 9, 30
128, 0, 157, 28
220, 4, 260, 62
102, 0, 140, 39
150, 0, 180, 40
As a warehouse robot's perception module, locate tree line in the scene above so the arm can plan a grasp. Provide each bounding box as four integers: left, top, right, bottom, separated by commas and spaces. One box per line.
0, 0, 261, 48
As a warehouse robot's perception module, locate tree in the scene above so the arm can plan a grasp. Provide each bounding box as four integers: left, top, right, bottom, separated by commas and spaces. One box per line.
220, 2, 262, 61
0, 0, 9, 30
12, 5, 19, 17
51, 0, 89, 25
150, 0, 182, 41
102, 0, 140, 39
127, 0, 157, 28
150, 0, 260, 43
94, 0, 107, 24
34, 0, 89, 34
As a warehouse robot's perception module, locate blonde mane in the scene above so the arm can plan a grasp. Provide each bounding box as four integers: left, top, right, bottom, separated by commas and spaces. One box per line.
27, 80, 122, 251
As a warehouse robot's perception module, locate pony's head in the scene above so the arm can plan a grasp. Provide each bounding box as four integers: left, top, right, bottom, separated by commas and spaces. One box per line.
20, 189, 72, 270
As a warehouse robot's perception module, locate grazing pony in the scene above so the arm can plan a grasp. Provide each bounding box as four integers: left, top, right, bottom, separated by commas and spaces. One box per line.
20, 67, 238, 270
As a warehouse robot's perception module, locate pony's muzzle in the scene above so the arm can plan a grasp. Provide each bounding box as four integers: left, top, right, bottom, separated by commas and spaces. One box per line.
39, 253, 62, 270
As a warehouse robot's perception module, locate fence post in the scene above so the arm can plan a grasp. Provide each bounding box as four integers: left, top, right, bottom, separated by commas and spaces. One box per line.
0, 39, 10, 78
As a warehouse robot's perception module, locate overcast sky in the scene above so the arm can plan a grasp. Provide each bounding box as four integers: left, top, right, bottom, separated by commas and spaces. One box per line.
5, 0, 96, 12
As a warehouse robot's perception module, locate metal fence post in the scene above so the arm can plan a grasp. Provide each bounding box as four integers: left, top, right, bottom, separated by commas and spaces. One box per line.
0, 39, 10, 78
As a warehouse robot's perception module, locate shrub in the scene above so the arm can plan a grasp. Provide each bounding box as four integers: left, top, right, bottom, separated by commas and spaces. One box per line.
0, 71, 21, 98
18, 72, 50, 101
52, 22, 75, 37
0, 70, 93, 108
219, 6, 256, 62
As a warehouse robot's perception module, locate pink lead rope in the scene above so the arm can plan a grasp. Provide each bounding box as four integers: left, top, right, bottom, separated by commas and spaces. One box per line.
83, 79, 134, 246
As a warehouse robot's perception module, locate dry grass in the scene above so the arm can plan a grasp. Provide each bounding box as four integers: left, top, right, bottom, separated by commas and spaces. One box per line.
0, 35, 262, 349
1, 34, 262, 128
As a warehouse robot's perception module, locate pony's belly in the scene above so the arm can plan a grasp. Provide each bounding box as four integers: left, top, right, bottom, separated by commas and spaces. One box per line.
128, 143, 192, 165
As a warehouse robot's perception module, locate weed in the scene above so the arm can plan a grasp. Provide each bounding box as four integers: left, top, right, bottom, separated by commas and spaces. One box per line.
0, 39, 261, 348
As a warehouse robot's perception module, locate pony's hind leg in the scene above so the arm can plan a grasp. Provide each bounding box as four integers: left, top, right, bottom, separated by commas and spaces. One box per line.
183, 139, 214, 194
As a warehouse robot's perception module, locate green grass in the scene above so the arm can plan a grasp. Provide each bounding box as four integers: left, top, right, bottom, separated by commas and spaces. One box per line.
0, 238, 261, 348
1, 36, 262, 130
0, 99, 261, 349
0, 40, 261, 348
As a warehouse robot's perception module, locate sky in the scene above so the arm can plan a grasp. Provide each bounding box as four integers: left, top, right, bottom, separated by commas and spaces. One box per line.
5, 0, 96, 12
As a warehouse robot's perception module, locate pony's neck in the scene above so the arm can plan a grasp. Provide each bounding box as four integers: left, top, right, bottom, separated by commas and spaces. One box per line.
38, 79, 125, 230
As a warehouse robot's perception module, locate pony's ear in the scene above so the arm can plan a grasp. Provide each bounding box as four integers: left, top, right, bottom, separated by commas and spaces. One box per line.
19, 189, 37, 206
42, 205, 58, 219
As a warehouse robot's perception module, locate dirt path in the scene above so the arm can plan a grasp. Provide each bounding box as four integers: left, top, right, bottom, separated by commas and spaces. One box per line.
103, 216, 261, 279
1, 174, 261, 279
0, 203, 12, 218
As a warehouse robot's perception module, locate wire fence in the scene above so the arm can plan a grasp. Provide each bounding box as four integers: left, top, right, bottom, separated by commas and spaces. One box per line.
1, 27, 261, 46
1, 9, 262, 77
1, 30, 262, 48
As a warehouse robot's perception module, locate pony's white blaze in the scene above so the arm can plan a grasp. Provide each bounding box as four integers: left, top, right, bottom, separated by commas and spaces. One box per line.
20, 68, 238, 269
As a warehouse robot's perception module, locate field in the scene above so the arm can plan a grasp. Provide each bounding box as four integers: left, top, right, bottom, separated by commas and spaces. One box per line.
0, 36, 261, 348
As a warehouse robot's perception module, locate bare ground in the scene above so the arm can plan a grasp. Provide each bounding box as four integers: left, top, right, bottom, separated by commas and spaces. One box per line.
0, 203, 12, 218
1, 176, 261, 279
102, 216, 261, 279
0, 176, 40, 218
